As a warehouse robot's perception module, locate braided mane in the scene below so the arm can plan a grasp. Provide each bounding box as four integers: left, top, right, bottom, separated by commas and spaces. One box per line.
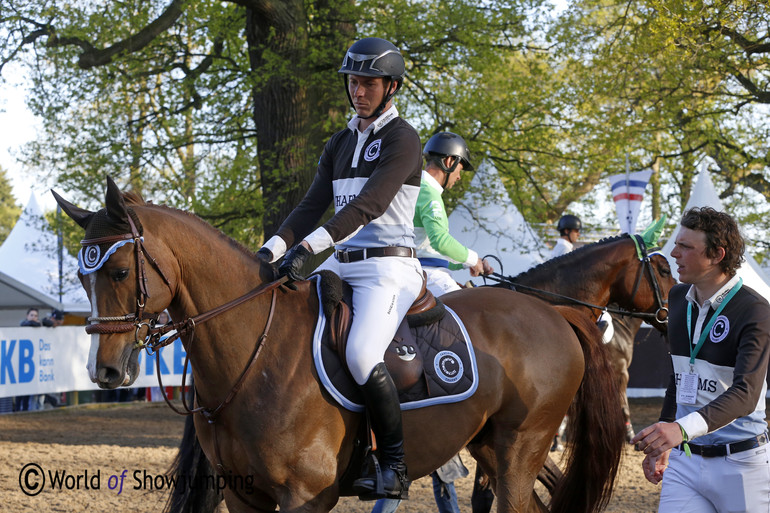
513, 233, 628, 281
130, 195, 260, 263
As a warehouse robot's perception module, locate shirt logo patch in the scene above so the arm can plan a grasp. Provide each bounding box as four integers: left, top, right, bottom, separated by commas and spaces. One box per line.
364, 139, 382, 162
710, 315, 730, 343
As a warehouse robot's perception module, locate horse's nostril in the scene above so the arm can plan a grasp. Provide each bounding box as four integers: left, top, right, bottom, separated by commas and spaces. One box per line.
96, 366, 122, 386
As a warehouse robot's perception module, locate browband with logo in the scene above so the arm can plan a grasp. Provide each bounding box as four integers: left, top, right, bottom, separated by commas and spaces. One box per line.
78, 237, 143, 275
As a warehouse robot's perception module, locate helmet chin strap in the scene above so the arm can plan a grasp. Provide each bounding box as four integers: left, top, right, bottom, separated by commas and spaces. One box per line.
439, 157, 460, 188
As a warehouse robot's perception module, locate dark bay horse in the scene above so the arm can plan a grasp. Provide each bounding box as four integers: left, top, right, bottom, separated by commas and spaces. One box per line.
471, 234, 676, 511
54, 179, 626, 513
502, 233, 675, 440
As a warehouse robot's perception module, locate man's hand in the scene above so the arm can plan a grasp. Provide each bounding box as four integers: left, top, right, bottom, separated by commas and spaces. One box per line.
469, 258, 485, 277
631, 421, 683, 458
278, 243, 312, 283
256, 247, 274, 263
641, 451, 669, 484
470, 257, 494, 277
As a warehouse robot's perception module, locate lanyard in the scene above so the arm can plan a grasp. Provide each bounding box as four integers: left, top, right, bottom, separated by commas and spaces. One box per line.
686, 278, 742, 366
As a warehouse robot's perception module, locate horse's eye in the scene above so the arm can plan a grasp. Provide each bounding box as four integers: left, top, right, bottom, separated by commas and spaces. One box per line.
111, 269, 130, 282
658, 265, 671, 277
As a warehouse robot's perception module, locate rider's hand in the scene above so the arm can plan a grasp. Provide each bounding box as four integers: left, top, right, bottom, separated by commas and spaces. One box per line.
481, 258, 494, 275
256, 247, 274, 263
469, 258, 485, 277
278, 243, 312, 284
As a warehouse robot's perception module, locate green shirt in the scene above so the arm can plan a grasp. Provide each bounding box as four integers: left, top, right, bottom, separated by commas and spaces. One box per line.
413, 171, 477, 270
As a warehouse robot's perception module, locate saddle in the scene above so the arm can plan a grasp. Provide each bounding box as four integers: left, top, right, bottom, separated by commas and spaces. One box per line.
316, 270, 446, 393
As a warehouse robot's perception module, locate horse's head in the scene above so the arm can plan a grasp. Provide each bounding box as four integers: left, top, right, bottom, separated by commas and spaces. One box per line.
52, 177, 177, 388
613, 232, 677, 332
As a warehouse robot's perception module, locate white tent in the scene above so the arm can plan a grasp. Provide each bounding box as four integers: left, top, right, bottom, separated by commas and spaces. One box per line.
447, 162, 547, 281
661, 170, 770, 301
0, 192, 89, 320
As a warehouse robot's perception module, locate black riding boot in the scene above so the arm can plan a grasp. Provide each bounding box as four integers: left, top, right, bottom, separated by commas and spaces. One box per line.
352, 362, 409, 500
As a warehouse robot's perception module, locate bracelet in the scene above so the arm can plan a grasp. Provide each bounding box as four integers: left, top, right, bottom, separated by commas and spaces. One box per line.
677, 422, 692, 458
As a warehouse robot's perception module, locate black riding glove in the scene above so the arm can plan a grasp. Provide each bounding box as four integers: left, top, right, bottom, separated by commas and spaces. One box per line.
256, 247, 274, 263
278, 244, 311, 284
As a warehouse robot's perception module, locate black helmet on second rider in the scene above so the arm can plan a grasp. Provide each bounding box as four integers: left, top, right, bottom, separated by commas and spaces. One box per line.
557, 214, 582, 235
423, 132, 474, 188
339, 37, 405, 119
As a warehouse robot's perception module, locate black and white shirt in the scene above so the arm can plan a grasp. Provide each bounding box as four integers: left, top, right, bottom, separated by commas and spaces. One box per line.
661, 277, 770, 444
265, 105, 422, 257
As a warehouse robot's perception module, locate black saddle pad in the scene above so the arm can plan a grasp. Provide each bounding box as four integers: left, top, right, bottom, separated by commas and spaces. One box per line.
310, 276, 478, 411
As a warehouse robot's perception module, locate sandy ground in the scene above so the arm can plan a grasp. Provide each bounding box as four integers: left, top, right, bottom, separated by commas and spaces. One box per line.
0, 398, 680, 512
7, 397, 768, 512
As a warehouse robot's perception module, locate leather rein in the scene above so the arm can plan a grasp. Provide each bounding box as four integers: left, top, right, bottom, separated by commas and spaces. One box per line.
81, 218, 287, 421
484, 234, 669, 325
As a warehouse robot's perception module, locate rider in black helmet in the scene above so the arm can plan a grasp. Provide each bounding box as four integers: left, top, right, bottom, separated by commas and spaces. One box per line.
260, 37, 421, 501
551, 214, 582, 258
422, 132, 474, 188
339, 37, 405, 120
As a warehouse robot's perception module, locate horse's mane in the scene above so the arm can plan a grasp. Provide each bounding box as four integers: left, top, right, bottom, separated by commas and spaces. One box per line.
513, 233, 629, 281
124, 192, 259, 263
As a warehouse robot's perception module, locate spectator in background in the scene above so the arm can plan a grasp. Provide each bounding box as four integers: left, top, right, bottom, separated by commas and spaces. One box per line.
20, 307, 41, 326
16, 308, 42, 411
42, 309, 65, 327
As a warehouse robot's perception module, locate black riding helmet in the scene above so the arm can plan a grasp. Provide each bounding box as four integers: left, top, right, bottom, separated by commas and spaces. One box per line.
557, 214, 582, 235
339, 38, 405, 119
423, 132, 474, 188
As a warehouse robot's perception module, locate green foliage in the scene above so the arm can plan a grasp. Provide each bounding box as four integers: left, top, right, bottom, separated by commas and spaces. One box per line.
1, 0, 769, 258
0, 167, 21, 243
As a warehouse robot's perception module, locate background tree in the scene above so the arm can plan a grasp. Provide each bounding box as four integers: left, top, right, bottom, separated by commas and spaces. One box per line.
1, 0, 769, 258
0, 166, 21, 243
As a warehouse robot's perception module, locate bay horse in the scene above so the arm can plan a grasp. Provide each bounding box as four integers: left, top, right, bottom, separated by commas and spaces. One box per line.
54, 179, 632, 513
471, 233, 675, 511
497, 231, 675, 441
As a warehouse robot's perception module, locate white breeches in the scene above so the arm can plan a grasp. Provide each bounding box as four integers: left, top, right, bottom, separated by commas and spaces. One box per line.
423, 266, 462, 296
316, 255, 424, 385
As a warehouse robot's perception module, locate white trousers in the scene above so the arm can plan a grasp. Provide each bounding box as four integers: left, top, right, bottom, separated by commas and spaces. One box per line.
658, 444, 770, 513
423, 266, 461, 296
316, 255, 424, 385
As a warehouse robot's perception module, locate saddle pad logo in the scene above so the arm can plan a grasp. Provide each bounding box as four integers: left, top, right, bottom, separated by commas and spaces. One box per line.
434, 350, 463, 384
709, 315, 730, 343
364, 139, 382, 161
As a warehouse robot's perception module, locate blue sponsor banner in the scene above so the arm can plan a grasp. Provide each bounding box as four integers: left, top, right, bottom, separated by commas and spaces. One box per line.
0, 327, 190, 398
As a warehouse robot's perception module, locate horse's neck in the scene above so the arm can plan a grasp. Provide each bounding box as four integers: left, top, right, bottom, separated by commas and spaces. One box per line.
516, 245, 627, 307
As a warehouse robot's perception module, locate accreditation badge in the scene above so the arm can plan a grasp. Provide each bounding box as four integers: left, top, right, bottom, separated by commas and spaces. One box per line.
677, 372, 698, 405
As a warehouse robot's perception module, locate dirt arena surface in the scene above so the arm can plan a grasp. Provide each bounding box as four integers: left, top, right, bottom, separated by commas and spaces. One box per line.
0, 397, 764, 512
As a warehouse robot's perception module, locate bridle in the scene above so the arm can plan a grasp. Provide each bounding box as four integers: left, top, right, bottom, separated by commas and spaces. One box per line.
81, 215, 288, 420
82, 214, 173, 342
484, 234, 670, 325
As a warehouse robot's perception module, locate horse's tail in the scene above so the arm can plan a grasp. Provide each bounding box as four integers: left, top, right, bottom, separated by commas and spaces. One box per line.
163, 415, 223, 513
550, 306, 625, 513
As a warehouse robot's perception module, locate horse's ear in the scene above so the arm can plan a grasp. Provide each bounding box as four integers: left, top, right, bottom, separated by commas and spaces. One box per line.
105, 176, 130, 223
50, 189, 94, 229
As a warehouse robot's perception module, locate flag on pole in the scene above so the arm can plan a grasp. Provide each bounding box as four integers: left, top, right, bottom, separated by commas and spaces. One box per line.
609, 169, 653, 234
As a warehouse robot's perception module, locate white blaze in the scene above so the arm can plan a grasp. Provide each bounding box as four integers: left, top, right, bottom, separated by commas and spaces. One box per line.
86, 274, 100, 382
